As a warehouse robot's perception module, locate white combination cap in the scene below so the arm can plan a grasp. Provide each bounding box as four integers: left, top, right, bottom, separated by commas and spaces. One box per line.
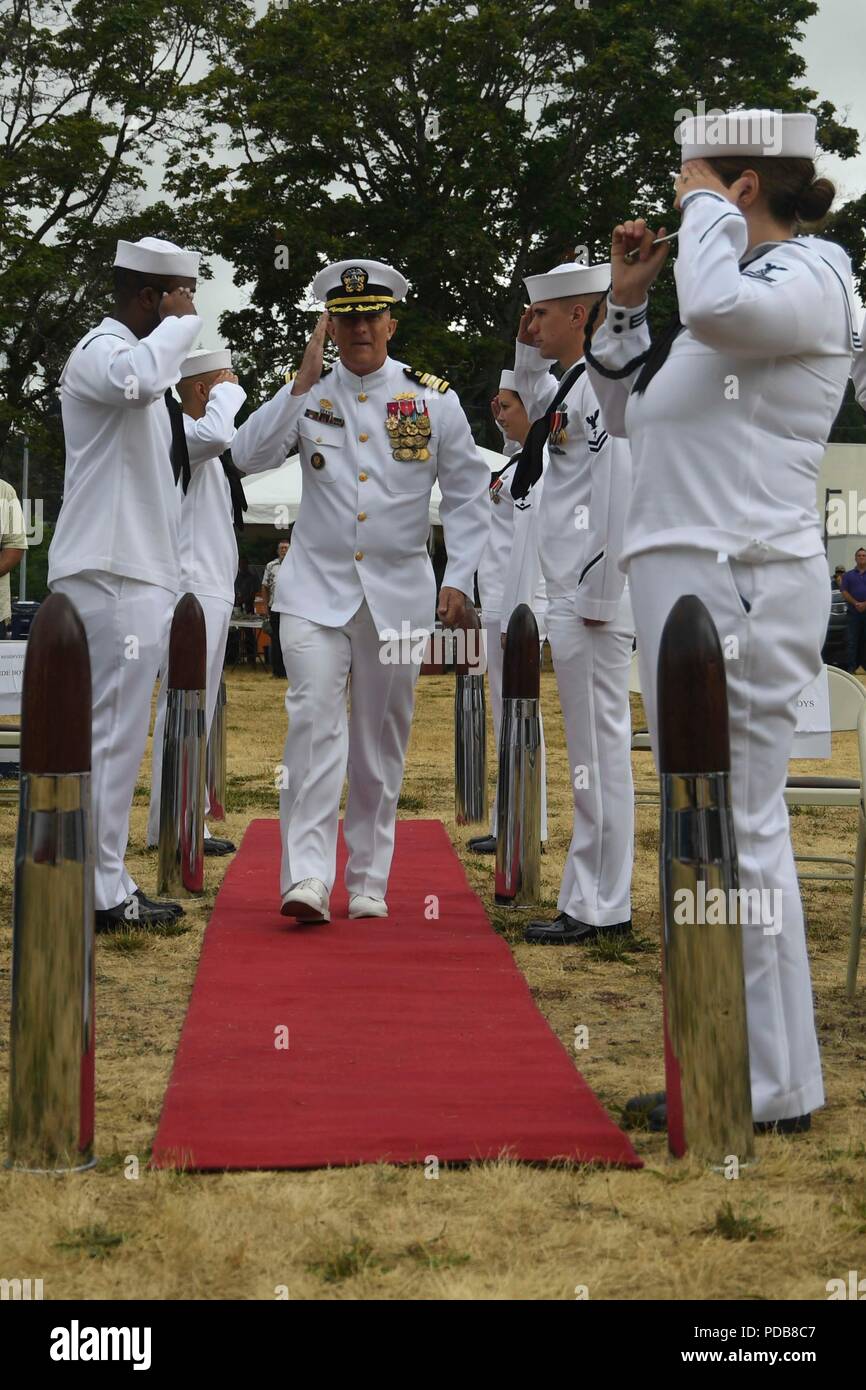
313, 259, 409, 314
524, 261, 611, 303
677, 109, 817, 164
114, 236, 200, 279
179, 349, 233, 379
499, 369, 519, 392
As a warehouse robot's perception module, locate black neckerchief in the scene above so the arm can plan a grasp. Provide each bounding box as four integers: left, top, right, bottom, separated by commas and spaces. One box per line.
510, 361, 586, 501
220, 448, 248, 531
164, 389, 191, 492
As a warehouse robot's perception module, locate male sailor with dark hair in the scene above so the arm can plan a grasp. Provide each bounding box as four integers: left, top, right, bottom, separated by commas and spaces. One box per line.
49, 236, 202, 929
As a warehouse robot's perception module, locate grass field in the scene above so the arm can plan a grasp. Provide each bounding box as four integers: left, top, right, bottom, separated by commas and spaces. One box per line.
1, 661, 865, 1301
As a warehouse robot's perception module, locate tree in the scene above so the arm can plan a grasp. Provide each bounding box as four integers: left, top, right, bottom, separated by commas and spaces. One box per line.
172, 0, 861, 441
0, 0, 251, 510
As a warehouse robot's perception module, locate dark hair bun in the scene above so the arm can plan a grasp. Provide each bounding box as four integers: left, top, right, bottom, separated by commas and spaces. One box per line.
795, 176, 836, 222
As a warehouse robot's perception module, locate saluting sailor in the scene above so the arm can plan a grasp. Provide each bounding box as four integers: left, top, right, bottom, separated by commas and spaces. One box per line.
470, 369, 548, 855
272, 259, 490, 922
48, 236, 202, 929
585, 109, 862, 1133
510, 261, 635, 945
146, 348, 304, 854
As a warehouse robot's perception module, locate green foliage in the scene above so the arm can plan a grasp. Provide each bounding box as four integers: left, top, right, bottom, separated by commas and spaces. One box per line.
169, 0, 860, 441
2, 0, 862, 507
0, 0, 254, 512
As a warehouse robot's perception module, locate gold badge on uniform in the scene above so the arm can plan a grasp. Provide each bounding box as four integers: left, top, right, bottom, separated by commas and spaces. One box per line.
384, 393, 432, 461
310, 452, 325, 470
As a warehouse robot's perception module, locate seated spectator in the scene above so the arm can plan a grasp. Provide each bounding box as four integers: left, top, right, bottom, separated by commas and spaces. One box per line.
0, 478, 27, 640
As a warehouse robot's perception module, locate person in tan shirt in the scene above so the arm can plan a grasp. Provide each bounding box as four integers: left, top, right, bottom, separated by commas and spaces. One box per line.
0, 478, 27, 639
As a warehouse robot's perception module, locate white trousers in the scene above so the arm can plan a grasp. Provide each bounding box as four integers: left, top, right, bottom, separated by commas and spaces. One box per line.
147, 593, 232, 846
278, 600, 421, 899
546, 590, 635, 927
629, 547, 828, 1122
51, 570, 174, 911
483, 617, 548, 839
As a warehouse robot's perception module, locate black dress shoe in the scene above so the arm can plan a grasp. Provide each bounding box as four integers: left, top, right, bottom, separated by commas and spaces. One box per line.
203, 836, 236, 856
624, 1090, 812, 1137
754, 1113, 811, 1135
467, 834, 496, 854
134, 889, 184, 918
95, 895, 178, 932
624, 1091, 667, 1131
523, 913, 632, 944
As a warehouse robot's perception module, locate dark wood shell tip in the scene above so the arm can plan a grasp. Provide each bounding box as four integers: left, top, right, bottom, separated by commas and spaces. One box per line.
657, 594, 730, 774
168, 593, 207, 691
20, 593, 92, 774
502, 603, 540, 700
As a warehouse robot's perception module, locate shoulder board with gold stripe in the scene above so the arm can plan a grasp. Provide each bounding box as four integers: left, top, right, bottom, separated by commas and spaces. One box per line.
403, 366, 450, 393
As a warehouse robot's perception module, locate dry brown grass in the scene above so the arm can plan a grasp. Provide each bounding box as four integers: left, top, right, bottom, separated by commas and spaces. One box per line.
1, 661, 865, 1301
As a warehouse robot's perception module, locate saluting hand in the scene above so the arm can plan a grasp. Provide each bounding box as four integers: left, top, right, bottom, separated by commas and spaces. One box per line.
291, 311, 330, 396
212, 370, 239, 387
516, 306, 535, 345
610, 219, 670, 308
159, 286, 197, 319
674, 158, 747, 210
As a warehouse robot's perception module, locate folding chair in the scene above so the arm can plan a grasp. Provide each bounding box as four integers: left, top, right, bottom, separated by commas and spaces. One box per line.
0, 640, 25, 804
784, 665, 866, 997
628, 650, 659, 804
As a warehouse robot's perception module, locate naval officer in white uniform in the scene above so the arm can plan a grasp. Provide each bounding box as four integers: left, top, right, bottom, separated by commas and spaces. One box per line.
470, 369, 548, 854
272, 259, 489, 923
146, 348, 315, 852
510, 262, 634, 945
586, 109, 862, 1131
48, 236, 203, 929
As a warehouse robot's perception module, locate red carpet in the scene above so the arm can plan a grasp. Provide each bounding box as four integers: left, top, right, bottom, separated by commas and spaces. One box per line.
151, 819, 640, 1170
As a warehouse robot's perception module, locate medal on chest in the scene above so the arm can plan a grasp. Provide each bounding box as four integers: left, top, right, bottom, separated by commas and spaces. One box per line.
548, 404, 568, 454
385, 393, 432, 461
490, 476, 503, 505
304, 397, 345, 428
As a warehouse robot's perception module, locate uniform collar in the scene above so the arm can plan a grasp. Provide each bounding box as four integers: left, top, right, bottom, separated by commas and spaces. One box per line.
739, 240, 783, 269
334, 356, 394, 392
100, 315, 139, 343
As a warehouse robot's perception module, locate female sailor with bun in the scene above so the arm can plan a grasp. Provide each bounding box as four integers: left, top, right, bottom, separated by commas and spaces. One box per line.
585, 109, 863, 1133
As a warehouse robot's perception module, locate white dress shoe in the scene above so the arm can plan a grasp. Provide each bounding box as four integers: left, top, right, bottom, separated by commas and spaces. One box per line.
280, 877, 330, 922
348, 893, 388, 919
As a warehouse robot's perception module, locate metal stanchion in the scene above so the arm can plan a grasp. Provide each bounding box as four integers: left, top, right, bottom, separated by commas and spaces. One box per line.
658, 594, 754, 1166
7, 594, 95, 1173
206, 678, 227, 822
455, 606, 487, 827
495, 603, 542, 906
157, 593, 207, 898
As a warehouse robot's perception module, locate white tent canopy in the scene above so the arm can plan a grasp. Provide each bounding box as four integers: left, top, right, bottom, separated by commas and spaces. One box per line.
242, 446, 510, 529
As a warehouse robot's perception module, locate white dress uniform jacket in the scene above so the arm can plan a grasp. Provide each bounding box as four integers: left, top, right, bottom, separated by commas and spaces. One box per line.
272, 356, 490, 632
513, 345, 631, 619
589, 189, 858, 567
586, 187, 861, 1122
48, 314, 202, 591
